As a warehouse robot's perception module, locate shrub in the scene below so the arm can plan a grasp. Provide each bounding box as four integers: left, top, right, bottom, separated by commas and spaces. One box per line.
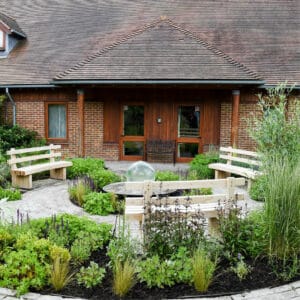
143, 196, 206, 259
88, 169, 121, 190
0, 125, 45, 154
0, 154, 10, 188
113, 259, 135, 297
192, 248, 217, 292
0, 187, 21, 201
249, 175, 267, 201
77, 261, 106, 289
218, 203, 266, 260
0, 248, 50, 295
83, 192, 116, 216
137, 248, 192, 288
67, 157, 105, 179
70, 238, 92, 265
188, 152, 219, 179
155, 171, 179, 181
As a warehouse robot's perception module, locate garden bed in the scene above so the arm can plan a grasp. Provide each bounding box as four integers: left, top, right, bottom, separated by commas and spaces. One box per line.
42, 249, 298, 300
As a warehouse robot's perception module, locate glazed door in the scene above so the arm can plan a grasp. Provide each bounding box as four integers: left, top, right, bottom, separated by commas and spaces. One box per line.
120, 104, 145, 160
177, 105, 201, 162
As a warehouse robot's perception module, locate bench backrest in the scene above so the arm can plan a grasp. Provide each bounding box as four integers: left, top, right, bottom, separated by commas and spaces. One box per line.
7, 144, 62, 169
125, 177, 245, 213
219, 147, 261, 168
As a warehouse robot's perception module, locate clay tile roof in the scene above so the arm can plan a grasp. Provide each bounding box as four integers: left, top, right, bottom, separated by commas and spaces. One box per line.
0, 12, 26, 37
0, 0, 299, 86
55, 19, 261, 81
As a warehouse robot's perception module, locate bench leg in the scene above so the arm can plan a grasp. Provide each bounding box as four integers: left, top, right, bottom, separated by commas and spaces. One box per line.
50, 168, 67, 180
12, 173, 32, 189
215, 170, 230, 179
208, 217, 220, 237
247, 179, 252, 192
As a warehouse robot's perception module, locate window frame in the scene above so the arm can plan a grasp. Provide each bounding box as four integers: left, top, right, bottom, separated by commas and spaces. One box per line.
0, 29, 5, 50
45, 102, 68, 143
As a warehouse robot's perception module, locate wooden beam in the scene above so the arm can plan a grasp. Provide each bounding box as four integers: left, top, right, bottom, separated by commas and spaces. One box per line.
231, 90, 240, 148
77, 89, 85, 157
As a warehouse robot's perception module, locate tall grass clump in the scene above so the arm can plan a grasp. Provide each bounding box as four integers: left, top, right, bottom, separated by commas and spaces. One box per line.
263, 159, 300, 260
249, 83, 300, 262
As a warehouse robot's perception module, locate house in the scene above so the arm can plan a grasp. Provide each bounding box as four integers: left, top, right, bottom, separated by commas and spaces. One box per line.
0, 1, 299, 162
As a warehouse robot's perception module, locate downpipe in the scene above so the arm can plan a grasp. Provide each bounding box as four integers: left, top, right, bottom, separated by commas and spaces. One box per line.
5, 87, 16, 125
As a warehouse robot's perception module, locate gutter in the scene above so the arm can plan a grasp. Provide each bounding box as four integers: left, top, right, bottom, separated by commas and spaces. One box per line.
0, 84, 56, 89
5, 88, 16, 126
51, 79, 266, 85
259, 84, 300, 90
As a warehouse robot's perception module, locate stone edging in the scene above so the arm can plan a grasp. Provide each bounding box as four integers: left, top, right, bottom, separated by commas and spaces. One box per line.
0, 280, 299, 300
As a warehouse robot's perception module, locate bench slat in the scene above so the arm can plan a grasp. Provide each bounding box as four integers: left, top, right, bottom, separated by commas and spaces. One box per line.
125, 193, 244, 206
124, 177, 245, 192
7, 144, 61, 155
8, 153, 61, 165
209, 163, 262, 179
220, 146, 259, 157
219, 154, 261, 167
13, 161, 72, 176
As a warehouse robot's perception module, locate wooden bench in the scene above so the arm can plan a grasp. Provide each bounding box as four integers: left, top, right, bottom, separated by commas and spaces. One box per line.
7, 144, 72, 189
146, 140, 175, 163
209, 147, 262, 189
124, 177, 245, 235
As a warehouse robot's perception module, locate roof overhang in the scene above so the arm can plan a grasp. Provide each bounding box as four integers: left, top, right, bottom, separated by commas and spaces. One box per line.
51, 79, 265, 86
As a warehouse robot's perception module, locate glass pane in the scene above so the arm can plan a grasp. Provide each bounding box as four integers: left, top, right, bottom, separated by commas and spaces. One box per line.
124, 105, 144, 136
123, 141, 144, 156
48, 104, 66, 138
178, 143, 198, 158
178, 106, 200, 137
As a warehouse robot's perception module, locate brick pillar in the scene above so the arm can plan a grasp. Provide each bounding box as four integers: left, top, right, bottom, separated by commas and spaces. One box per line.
77, 89, 85, 157
231, 90, 240, 148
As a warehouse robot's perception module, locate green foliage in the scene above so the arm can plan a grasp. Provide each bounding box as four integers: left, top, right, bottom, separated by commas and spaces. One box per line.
77, 261, 106, 288
0, 125, 45, 154
29, 214, 112, 246
143, 197, 206, 259
0, 187, 21, 201
250, 83, 300, 167
50, 257, 73, 292
88, 169, 121, 190
155, 171, 179, 181
83, 192, 115, 216
192, 248, 217, 292
188, 152, 219, 179
263, 159, 300, 260
113, 259, 135, 297
231, 255, 252, 281
50, 245, 71, 263
67, 157, 105, 179
183, 187, 213, 196
107, 219, 141, 269
68, 178, 92, 206
70, 238, 92, 265
218, 204, 266, 260
137, 248, 192, 288
0, 249, 50, 295
0, 154, 10, 188
249, 175, 267, 201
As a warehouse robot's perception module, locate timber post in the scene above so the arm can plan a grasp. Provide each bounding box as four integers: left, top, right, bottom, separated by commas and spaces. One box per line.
231, 90, 240, 148
77, 89, 85, 157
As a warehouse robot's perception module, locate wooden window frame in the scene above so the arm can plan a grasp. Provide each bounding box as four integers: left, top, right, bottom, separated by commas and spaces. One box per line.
45, 102, 68, 143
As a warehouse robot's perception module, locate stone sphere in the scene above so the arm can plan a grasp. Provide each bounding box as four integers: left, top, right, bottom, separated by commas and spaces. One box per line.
126, 161, 155, 182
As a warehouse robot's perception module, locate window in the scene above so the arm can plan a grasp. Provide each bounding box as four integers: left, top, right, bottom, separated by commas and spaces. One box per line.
46, 103, 68, 140
0, 30, 4, 50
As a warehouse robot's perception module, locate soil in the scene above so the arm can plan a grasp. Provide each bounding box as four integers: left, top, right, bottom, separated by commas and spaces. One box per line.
40, 248, 300, 300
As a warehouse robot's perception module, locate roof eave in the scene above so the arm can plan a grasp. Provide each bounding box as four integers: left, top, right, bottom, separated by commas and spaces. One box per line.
51, 79, 265, 85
